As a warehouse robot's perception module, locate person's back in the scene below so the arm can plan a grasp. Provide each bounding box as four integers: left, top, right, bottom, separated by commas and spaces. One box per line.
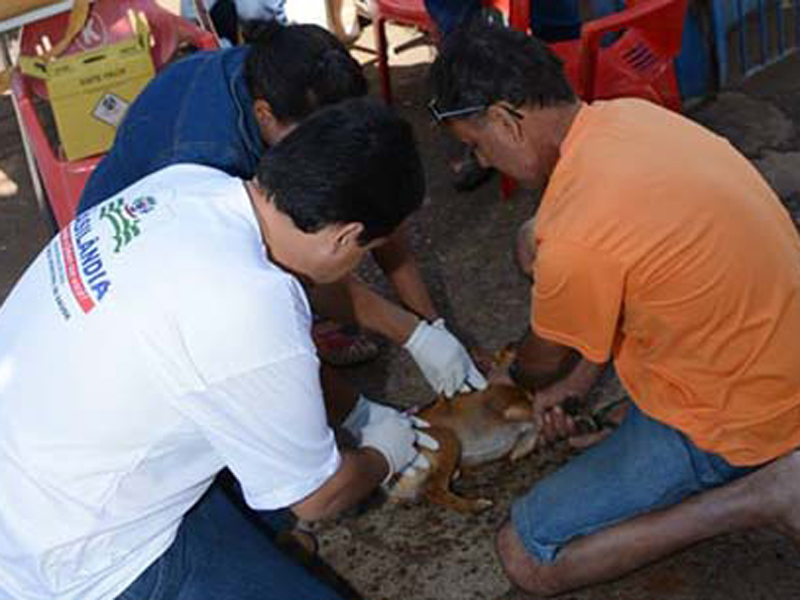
534, 97, 800, 465
0, 164, 326, 599
77, 21, 367, 214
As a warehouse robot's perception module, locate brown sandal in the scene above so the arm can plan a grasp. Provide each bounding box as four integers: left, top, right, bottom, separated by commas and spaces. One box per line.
312, 320, 380, 367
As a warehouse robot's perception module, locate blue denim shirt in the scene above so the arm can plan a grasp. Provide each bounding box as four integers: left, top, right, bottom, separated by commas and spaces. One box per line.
78, 46, 265, 213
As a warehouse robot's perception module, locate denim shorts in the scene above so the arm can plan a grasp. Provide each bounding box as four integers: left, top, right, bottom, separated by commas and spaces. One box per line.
511, 402, 759, 563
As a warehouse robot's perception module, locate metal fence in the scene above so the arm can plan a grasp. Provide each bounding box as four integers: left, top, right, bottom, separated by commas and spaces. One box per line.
709, 0, 800, 86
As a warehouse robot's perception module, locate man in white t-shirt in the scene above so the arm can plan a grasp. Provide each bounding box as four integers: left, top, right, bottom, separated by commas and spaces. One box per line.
0, 98, 431, 600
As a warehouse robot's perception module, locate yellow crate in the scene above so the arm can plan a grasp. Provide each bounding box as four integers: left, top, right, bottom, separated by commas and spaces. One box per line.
20, 15, 154, 161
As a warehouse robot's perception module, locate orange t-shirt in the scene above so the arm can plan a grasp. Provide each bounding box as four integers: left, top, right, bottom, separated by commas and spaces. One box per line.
532, 99, 800, 466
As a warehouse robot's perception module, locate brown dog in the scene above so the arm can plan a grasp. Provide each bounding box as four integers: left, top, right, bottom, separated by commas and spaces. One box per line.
388, 381, 538, 514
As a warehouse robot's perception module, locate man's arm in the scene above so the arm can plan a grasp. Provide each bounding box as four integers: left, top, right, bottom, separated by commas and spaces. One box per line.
512, 328, 605, 403
508, 327, 605, 442
307, 273, 420, 346
293, 399, 437, 521
534, 355, 605, 410
291, 447, 388, 522
370, 226, 438, 321
509, 328, 582, 392
306, 259, 486, 397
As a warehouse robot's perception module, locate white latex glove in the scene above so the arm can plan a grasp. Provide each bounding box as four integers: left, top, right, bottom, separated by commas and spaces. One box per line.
342, 395, 401, 442
360, 412, 439, 483
400, 416, 438, 474
403, 319, 488, 397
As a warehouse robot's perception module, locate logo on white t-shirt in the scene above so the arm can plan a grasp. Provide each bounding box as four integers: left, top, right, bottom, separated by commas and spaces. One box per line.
47, 195, 161, 319
100, 196, 157, 253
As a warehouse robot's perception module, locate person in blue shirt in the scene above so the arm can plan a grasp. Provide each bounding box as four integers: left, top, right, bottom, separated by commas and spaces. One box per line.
78, 22, 351, 210
424, 0, 581, 41
78, 20, 487, 399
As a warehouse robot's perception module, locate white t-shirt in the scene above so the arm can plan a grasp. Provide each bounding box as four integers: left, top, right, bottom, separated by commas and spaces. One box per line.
0, 165, 340, 600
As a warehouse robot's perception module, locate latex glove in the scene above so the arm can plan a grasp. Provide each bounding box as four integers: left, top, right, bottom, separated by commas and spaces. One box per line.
342, 395, 401, 442
360, 413, 439, 483
410, 415, 439, 454
404, 416, 438, 472
404, 319, 488, 397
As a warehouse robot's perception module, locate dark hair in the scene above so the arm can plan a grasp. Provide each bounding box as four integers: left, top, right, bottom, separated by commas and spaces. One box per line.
257, 98, 425, 244
429, 17, 575, 116
243, 21, 368, 123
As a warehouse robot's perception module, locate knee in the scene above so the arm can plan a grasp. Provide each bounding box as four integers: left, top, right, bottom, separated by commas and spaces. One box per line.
495, 521, 563, 597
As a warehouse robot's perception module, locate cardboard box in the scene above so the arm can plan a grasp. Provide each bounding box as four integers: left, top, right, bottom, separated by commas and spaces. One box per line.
20, 17, 155, 161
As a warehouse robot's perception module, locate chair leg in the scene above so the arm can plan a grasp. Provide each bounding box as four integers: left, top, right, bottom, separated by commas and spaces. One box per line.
10, 92, 51, 228
373, 16, 392, 104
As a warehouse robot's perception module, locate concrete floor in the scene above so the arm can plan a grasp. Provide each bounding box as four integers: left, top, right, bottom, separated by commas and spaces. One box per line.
1, 12, 800, 600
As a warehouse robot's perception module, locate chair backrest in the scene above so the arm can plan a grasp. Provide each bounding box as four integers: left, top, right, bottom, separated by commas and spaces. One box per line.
579, 0, 688, 107
621, 0, 686, 56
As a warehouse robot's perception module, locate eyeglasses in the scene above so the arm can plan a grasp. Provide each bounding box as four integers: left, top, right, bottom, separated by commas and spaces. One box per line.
427, 99, 487, 123
427, 99, 525, 123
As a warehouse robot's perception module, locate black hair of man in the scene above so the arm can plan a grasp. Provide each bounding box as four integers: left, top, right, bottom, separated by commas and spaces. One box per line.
257, 97, 425, 245
429, 17, 576, 116
244, 21, 368, 124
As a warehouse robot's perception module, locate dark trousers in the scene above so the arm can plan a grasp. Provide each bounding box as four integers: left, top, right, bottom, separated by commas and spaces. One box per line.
117, 483, 344, 600
423, 0, 582, 41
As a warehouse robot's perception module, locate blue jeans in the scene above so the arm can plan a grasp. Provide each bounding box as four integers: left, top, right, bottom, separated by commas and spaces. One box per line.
423, 0, 581, 41
511, 403, 759, 563
116, 483, 344, 600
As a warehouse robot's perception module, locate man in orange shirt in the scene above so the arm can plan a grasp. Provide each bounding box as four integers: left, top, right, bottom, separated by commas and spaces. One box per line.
429, 19, 800, 595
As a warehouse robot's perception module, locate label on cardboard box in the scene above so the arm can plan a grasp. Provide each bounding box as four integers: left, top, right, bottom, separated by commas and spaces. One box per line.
19, 19, 155, 161
92, 92, 130, 127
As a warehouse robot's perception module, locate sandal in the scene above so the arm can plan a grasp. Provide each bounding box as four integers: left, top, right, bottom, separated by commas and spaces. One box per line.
312, 320, 381, 367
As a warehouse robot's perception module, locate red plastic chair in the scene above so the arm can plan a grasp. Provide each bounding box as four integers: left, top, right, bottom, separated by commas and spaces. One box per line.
499, 0, 688, 199
370, 0, 527, 104
10, 0, 218, 229
368, 0, 434, 104
549, 0, 688, 111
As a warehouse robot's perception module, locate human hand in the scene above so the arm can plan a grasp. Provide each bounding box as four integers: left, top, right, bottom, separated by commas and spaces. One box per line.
359, 412, 439, 483
532, 392, 581, 446
535, 405, 578, 446
404, 319, 488, 397
342, 395, 402, 442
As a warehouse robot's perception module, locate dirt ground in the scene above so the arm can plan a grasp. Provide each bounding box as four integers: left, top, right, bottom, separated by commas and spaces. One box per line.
2, 15, 800, 600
